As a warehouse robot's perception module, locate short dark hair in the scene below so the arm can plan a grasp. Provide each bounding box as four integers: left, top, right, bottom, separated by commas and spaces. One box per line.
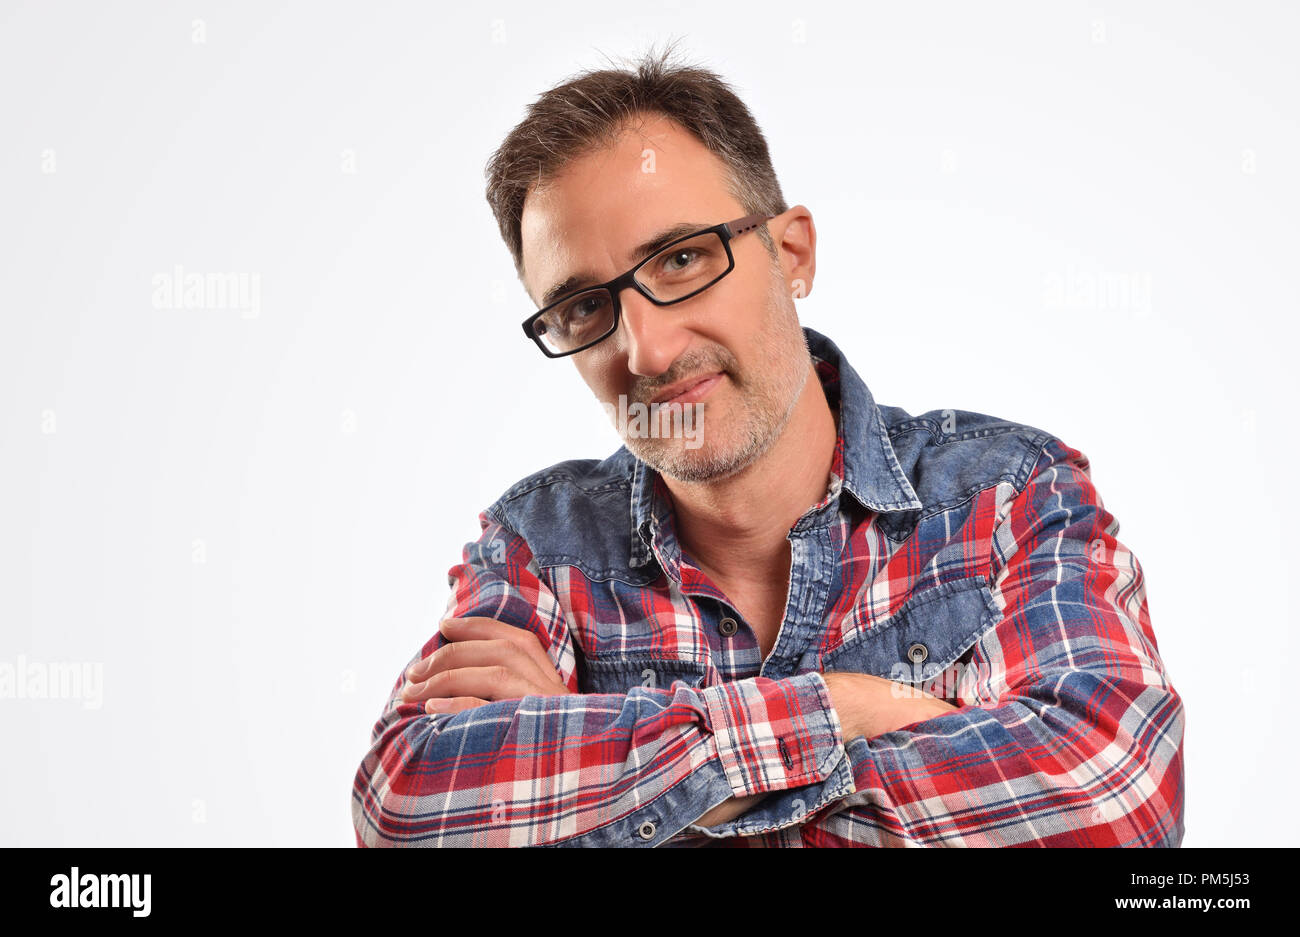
484, 40, 788, 285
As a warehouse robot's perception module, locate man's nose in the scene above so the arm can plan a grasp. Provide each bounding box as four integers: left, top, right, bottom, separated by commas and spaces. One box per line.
615, 287, 692, 379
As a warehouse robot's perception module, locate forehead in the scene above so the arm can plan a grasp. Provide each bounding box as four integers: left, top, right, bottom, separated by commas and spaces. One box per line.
519, 113, 740, 302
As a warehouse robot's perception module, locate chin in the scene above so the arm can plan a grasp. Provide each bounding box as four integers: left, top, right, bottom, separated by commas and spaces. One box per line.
631, 435, 756, 484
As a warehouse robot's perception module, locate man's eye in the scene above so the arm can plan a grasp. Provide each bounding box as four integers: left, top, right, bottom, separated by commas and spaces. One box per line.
660, 248, 699, 273
555, 293, 609, 330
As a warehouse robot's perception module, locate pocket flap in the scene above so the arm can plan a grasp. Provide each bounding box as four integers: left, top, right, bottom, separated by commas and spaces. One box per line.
821, 576, 1000, 684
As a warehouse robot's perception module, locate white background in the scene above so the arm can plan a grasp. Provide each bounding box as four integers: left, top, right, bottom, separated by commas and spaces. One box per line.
2, 1, 1295, 847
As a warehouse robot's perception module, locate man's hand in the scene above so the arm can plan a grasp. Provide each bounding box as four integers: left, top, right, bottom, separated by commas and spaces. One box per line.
400, 617, 572, 714
821, 671, 958, 742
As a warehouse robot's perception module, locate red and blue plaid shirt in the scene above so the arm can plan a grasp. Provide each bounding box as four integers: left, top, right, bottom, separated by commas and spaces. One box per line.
352, 327, 1185, 847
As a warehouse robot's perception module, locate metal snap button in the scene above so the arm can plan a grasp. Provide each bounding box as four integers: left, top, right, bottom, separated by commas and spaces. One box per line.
907, 642, 929, 664
637, 820, 656, 840
718, 617, 739, 637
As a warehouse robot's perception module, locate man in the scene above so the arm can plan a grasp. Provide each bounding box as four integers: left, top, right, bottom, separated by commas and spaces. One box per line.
351, 47, 1185, 847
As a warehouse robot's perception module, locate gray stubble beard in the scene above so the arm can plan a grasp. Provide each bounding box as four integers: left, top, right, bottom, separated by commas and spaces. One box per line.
627, 268, 811, 484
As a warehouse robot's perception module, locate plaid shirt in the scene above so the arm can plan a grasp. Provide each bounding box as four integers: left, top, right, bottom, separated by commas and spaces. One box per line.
352, 327, 1185, 847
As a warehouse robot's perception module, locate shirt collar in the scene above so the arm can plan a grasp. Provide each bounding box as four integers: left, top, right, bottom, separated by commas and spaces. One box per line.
626, 326, 921, 571
803, 326, 923, 514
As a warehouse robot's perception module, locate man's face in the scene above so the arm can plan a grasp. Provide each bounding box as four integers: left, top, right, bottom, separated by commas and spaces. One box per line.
519, 112, 812, 483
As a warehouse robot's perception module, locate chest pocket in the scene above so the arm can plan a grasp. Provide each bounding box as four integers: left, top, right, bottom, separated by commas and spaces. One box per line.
821, 576, 1001, 687
579, 655, 712, 695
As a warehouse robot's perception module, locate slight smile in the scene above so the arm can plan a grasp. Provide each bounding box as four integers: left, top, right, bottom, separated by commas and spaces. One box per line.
651, 372, 726, 406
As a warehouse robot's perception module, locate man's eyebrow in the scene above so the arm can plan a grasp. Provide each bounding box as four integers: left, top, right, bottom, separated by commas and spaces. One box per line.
539, 221, 710, 307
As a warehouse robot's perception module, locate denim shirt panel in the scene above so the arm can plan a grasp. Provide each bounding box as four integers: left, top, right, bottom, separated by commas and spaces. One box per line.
488, 449, 656, 589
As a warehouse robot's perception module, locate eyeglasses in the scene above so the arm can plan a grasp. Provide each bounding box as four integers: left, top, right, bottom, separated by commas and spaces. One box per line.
521, 213, 774, 358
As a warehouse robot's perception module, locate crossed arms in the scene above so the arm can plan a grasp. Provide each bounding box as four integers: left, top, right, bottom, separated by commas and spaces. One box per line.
389, 615, 959, 829
351, 440, 1185, 846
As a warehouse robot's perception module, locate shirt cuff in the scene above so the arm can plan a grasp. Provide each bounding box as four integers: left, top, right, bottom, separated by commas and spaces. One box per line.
699, 670, 846, 797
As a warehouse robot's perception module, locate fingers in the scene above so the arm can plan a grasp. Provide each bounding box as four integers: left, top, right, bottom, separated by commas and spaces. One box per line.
401, 664, 546, 705
447, 618, 568, 688
409, 618, 568, 690
398, 617, 572, 709
412, 638, 565, 694
424, 696, 489, 715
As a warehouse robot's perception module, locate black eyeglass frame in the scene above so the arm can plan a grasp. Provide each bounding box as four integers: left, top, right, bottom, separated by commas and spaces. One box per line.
520, 213, 775, 358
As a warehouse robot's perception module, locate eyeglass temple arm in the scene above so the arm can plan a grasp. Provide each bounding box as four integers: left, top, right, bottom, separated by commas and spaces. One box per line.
724, 214, 774, 238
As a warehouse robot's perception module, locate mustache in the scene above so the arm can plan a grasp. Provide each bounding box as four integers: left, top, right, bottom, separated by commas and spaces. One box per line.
637, 356, 733, 403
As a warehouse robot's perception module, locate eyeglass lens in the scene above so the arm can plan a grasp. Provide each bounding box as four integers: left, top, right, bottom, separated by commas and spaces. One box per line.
530, 230, 730, 355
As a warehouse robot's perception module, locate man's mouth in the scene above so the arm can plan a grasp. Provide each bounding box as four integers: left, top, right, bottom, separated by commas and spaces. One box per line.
650, 371, 725, 406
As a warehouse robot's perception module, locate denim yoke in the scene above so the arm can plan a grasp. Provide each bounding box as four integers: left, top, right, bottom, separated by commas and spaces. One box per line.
485, 327, 1069, 844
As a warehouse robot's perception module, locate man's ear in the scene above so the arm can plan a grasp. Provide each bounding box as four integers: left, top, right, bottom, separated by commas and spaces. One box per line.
773, 205, 816, 300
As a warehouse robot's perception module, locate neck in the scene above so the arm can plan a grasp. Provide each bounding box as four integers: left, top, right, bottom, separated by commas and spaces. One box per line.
662, 362, 838, 587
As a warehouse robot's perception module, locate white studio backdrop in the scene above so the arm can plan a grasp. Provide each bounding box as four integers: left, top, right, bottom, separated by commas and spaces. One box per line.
1, 1, 1295, 846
